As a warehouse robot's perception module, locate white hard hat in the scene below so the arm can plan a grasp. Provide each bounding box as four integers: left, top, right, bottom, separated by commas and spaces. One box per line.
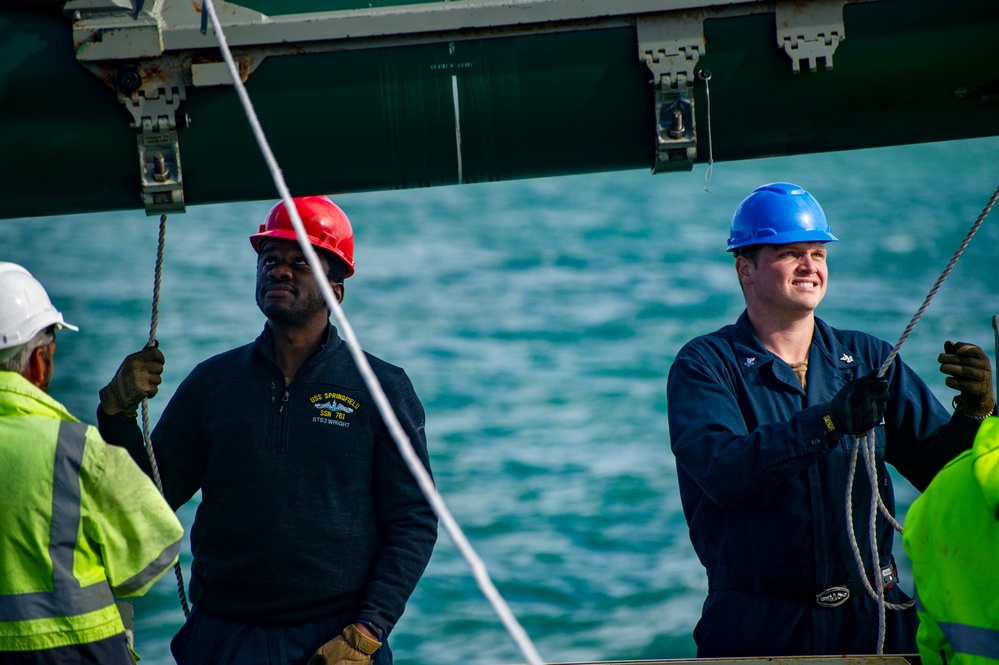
0, 262, 78, 352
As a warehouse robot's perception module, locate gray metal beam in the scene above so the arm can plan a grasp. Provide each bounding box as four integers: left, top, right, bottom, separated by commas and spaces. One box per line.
70, 0, 770, 59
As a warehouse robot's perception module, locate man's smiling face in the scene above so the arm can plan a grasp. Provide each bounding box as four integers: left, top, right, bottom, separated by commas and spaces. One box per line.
740, 241, 828, 316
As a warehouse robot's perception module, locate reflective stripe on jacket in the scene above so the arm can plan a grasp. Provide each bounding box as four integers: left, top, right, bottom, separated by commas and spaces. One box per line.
0, 371, 183, 652
904, 416, 999, 665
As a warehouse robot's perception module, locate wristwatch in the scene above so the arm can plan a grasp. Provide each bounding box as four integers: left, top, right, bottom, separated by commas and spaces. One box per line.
356, 620, 383, 639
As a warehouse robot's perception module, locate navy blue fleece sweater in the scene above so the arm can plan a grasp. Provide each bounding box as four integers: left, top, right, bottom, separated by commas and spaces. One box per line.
98, 325, 437, 631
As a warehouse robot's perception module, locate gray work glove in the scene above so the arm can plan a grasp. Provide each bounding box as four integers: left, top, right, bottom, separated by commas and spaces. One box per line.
939, 341, 995, 418
99, 343, 164, 417
307, 624, 382, 665
823, 371, 890, 439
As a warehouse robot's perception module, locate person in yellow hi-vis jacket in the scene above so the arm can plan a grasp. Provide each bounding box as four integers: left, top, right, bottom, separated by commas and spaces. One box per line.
0, 262, 183, 663
904, 413, 999, 665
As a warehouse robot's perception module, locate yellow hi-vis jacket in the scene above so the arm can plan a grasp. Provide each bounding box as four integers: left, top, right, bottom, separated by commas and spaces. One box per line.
903, 416, 999, 665
0, 371, 184, 652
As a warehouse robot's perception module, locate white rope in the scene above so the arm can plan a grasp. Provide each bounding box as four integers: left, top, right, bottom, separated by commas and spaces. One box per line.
199, 3, 544, 662
843, 182, 999, 653
139, 214, 191, 617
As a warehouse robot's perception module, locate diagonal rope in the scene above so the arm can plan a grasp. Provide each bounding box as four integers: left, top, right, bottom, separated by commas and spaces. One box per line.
139, 214, 191, 617
844, 181, 999, 653
878, 183, 999, 378
198, 2, 543, 662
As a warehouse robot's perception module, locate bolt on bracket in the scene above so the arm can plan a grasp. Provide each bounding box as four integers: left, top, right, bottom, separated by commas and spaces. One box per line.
637, 11, 704, 174
120, 79, 187, 214
67, 1, 187, 215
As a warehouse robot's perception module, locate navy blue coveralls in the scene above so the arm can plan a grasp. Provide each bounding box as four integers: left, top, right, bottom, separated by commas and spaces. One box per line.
667, 312, 978, 656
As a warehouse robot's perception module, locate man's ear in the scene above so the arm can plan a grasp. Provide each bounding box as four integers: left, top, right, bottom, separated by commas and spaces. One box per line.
735, 256, 753, 285
25, 343, 53, 390
333, 282, 345, 304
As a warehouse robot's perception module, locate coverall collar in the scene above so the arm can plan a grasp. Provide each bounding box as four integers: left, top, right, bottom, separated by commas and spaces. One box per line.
730, 310, 864, 394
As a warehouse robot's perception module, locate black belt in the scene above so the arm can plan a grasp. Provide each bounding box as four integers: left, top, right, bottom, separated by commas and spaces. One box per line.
708, 573, 873, 608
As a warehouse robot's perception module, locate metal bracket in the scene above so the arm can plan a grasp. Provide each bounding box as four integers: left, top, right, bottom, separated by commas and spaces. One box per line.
637, 12, 704, 173
67, 0, 281, 214
118, 71, 188, 214
775, 0, 846, 74
67, 1, 188, 214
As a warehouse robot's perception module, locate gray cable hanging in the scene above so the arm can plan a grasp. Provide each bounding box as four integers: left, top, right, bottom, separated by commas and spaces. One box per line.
140, 214, 191, 618
847, 181, 999, 653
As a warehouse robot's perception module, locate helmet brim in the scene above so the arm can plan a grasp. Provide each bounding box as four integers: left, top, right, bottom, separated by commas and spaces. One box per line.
249, 229, 355, 278
727, 229, 839, 252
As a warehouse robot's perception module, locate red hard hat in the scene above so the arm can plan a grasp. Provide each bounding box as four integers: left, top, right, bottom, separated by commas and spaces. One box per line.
250, 196, 355, 278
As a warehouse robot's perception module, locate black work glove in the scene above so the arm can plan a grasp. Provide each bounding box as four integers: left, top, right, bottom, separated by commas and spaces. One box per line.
99, 343, 164, 417
307, 624, 382, 665
823, 371, 890, 439
939, 341, 995, 418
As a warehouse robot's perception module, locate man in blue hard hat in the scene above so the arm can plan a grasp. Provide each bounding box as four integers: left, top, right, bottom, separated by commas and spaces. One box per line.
666, 182, 995, 656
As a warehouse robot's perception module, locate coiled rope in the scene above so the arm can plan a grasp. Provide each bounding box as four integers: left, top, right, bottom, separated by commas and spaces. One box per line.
140, 214, 191, 618
846, 182, 999, 653
198, 2, 544, 662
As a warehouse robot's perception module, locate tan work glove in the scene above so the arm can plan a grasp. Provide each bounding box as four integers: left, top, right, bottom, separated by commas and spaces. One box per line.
100, 343, 165, 417
939, 341, 995, 418
307, 624, 382, 665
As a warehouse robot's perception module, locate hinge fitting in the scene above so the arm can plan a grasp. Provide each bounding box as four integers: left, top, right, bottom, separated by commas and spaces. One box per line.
637, 12, 704, 174
775, 0, 846, 73
120, 82, 187, 214
67, 1, 188, 215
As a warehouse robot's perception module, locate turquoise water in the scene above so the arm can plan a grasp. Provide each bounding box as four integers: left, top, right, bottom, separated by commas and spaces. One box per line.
3, 137, 998, 664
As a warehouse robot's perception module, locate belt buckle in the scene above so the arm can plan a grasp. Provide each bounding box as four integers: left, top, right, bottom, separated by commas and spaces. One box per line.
881, 565, 897, 589
816, 586, 850, 607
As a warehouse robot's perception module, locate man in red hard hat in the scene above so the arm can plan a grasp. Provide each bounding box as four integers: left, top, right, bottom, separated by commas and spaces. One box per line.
97, 196, 437, 665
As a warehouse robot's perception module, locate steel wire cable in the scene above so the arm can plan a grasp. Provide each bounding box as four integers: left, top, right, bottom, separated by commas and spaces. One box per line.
140, 214, 191, 617
846, 181, 999, 652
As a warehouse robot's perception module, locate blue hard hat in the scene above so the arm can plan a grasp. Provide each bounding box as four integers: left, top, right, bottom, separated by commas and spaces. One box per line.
726, 182, 838, 252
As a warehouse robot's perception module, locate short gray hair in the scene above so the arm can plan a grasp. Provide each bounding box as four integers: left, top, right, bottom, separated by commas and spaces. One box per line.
0, 327, 55, 375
